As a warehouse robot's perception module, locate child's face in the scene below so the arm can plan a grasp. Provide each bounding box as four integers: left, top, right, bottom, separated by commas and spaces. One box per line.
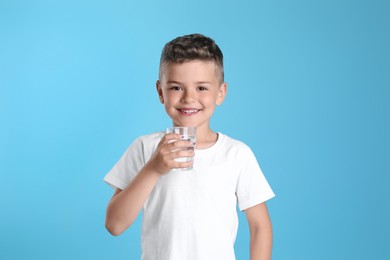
157, 60, 227, 131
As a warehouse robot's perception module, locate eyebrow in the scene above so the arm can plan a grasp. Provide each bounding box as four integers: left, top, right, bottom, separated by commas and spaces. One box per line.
166, 81, 212, 85
196, 81, 212, 85
166, 81, 182, 85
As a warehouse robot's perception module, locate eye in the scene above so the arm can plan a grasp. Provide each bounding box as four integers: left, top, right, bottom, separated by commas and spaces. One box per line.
197, 86, 208, 91
169, 86, 182, 91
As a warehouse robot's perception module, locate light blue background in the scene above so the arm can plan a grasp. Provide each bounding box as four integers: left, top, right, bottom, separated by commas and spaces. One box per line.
1, 0, 389, 259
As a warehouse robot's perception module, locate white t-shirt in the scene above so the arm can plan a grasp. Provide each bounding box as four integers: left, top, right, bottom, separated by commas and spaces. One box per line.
104, 132, 275, 260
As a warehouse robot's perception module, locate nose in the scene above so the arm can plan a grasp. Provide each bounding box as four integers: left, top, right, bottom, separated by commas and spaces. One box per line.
181, 89, 196, 103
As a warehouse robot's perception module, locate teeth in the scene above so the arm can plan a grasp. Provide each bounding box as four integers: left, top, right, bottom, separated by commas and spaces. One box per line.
181, 109, 198, 114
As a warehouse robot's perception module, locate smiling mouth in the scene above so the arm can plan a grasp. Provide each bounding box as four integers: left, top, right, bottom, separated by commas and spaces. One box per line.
178, 109, 201, 115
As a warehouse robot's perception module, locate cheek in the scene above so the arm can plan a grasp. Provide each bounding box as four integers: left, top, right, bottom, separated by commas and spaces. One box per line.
204, 98, 218, 108
209, 94, 220, 104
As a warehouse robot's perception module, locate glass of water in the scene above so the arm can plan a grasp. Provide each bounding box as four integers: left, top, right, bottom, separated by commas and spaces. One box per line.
166, 126, 196, 171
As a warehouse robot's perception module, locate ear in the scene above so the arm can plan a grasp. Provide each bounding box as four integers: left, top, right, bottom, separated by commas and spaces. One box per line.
216, 82, 227, 106
156, 80, 164, 104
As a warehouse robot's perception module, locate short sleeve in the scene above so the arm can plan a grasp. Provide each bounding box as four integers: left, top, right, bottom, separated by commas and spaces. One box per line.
236, 145, 275, 211
104, 138, 145, 190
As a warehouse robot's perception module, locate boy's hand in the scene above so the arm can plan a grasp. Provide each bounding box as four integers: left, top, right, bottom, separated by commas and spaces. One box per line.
145, 133, 195, 175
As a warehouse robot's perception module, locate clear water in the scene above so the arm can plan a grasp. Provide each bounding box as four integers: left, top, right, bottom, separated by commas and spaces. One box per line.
173, 136, 196, 170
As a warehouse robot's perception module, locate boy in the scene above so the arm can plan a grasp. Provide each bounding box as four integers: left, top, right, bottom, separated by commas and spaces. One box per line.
104, 33, 275, 260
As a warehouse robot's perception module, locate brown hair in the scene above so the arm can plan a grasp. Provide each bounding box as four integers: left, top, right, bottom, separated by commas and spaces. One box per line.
159, 33, 224, 83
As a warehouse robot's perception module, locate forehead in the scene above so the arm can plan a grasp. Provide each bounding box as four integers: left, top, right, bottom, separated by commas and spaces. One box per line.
160, 60, 221, 83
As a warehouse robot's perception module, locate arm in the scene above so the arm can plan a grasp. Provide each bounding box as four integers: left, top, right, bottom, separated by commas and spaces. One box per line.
105, 165, 160, 236
105, 134, 194, 236
245, 202, 273, 260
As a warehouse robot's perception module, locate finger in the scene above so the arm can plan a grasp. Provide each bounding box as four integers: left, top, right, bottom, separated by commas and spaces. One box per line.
168, 140, 195, 149
161, 133, 182, 144
163, 149, 194, 163
169, 149, 195, 159
163, 150, 194, 168
171, 160, 194, 170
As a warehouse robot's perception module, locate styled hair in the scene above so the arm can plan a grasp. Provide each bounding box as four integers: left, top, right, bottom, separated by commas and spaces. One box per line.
159, 33, 224, 83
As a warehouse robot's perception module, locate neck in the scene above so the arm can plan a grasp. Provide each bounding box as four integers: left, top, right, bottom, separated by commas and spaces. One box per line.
195, 127, 218, 149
